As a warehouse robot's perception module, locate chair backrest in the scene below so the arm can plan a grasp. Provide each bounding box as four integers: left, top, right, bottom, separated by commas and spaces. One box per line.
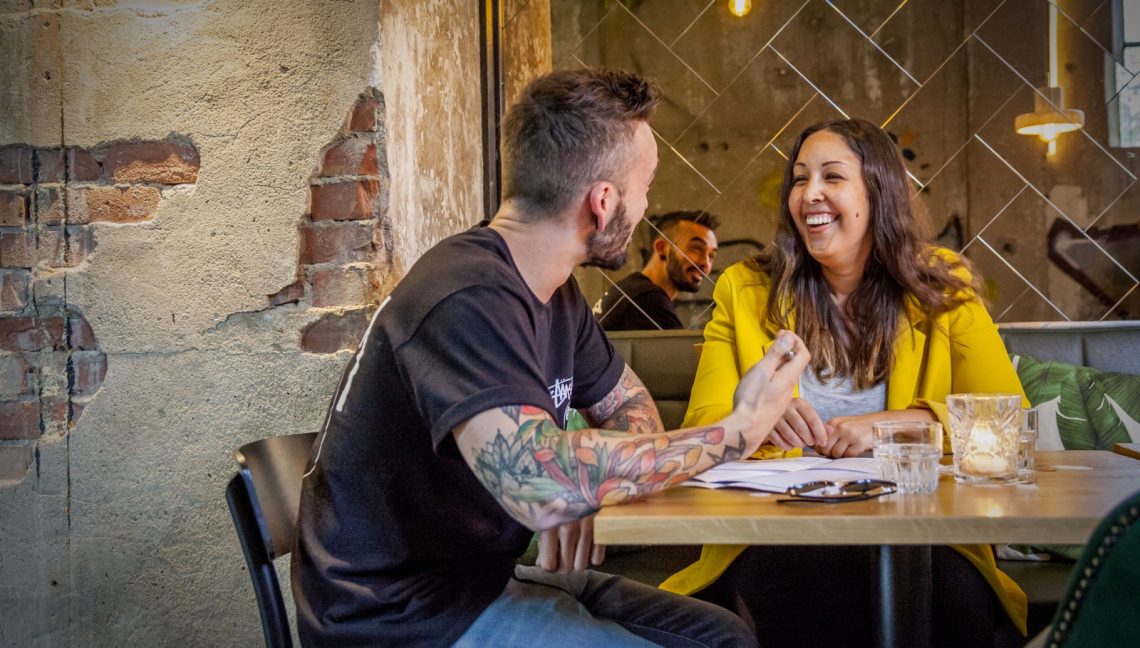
225, 432, 318, 648
998, 321, 1140, 375
1045, 488, 1140, 647
606, 329, 703, 429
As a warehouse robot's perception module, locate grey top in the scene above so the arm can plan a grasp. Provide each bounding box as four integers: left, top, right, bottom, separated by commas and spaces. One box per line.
798, 368, 887, 423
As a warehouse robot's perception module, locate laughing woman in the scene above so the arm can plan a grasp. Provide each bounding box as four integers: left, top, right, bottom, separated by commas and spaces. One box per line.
661, 118, 1029, 647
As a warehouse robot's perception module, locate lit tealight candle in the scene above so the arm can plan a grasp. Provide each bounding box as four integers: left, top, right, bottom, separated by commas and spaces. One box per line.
961, 424, 1011, 476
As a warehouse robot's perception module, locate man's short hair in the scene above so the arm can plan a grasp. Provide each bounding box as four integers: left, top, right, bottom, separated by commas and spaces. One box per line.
501, 68, 661, 219
649, 210, 721, 241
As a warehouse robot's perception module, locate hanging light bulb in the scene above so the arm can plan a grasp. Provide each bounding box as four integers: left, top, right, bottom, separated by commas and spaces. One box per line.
1015, 86, 1085, 142
728, 0, 752, 18
1014, 3, 1083, 155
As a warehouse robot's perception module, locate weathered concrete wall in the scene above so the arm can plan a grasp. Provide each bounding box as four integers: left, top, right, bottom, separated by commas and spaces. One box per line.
0, 1, 486, 646
382, 0, 484, 276
550, 0, 1139, 325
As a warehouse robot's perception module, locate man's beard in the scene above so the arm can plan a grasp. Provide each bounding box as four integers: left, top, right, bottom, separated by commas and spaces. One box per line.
666, 250, 702, 292
582, 199, 633, 270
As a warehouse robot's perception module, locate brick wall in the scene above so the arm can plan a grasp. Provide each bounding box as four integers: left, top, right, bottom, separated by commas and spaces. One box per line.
266, 90, 395, 353
0, 137, 199, 482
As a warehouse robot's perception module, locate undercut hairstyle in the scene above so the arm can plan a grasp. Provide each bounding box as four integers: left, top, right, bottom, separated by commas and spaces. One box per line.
650, 210, 721, 241
501, 68, 661, 219
754, 117, 980, 389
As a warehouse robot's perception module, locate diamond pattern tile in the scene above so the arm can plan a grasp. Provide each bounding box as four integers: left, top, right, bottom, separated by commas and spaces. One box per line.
536, 0, 1140, 328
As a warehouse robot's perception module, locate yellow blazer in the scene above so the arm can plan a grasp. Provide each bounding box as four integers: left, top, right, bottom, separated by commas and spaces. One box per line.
659, 260, 1030, 634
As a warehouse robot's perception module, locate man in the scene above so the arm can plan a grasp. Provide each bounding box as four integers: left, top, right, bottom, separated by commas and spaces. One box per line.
292, 68, 808, 647
596, 211, 719, 330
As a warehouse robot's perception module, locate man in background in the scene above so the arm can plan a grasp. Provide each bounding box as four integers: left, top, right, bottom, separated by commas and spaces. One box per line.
596, 210, 719, 330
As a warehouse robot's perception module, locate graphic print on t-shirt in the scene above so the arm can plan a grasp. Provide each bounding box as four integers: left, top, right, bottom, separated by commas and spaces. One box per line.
548, 376, 573, 426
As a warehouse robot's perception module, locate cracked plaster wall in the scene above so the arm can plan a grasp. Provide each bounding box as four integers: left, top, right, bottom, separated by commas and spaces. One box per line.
0, 0, 491, 646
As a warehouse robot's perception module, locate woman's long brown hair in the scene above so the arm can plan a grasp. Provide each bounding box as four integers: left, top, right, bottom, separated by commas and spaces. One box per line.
754, 118, 981, 389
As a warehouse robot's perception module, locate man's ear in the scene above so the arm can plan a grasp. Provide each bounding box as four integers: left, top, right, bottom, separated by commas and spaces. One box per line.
652, 237, 669, 261
587, 181, 617, 231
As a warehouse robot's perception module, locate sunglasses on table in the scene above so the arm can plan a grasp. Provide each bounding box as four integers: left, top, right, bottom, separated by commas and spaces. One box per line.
777, 478, 898, 504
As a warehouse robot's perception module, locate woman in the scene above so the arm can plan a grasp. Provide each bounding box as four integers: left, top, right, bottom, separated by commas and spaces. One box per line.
661, 118, 1028, 647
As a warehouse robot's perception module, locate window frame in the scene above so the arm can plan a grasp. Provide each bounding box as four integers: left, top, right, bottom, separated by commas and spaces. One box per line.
1109, 0, 1140, 148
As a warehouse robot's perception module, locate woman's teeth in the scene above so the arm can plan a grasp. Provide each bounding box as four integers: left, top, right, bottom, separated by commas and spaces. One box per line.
805, 214, 834, 227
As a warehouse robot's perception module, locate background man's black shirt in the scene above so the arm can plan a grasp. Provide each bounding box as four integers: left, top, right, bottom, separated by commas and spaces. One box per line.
597, 272, 683, 331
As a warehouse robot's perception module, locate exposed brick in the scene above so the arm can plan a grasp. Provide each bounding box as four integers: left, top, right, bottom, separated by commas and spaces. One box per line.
72, 185, 160, 223
69, 400, 86, 427
0, 445, 34, 485
0, 399, 41, 440
0, 316, 66, 351
311, 265, 377, 307
38, 226, 93, 268
0, 231, 34, 268
34, 148, 65, 183
300, 308, 373, 354
72, 351, 106, 397
0, 269, 31, 312
0, 192, 26, 226
103, 139, 200, 184
35, 352, 67, 396
320, 137, 379, 178
267, 278, 305, 307
310, 180, 382, 221
41, 396, 68, 439
0, 146, 33, 185
68, 314, 97, 350
349, 94, 379, 132
0, 354, 30, 396
67, 147, 101, 182
300, 222, 377, 265
33, 187, 71, 225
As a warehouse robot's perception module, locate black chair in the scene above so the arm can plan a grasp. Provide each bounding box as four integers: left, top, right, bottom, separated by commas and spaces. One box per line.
1033, 488, 1140, 647
225, 432, 318, 648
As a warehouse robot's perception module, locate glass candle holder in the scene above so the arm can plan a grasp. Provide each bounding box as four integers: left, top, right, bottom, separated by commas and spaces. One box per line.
946, 393, 1022, 484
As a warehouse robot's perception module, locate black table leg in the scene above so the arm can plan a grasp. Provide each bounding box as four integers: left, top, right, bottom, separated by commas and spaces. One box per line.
872, 544, 932, 648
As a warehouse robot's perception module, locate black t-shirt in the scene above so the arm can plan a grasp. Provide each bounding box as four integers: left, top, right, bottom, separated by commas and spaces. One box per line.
596, 272, 683, 331
292, 225, 625, 647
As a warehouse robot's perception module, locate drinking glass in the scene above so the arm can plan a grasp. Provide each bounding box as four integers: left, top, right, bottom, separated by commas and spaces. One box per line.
871, 421, 943, 494
946, 393, 1022, 484
1016, 408, 1039, 484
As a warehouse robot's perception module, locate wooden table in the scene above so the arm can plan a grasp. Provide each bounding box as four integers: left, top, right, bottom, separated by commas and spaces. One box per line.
596, 451, 1140, 647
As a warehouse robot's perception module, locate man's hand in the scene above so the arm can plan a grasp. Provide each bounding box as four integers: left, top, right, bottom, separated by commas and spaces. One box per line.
536, 516, 605, 573
731, 330, 809, 454
770, 398, 828, 450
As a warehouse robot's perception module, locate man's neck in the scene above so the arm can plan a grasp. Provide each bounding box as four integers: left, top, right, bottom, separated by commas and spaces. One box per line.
640, 261, 677, 300
488, 203, 579, 303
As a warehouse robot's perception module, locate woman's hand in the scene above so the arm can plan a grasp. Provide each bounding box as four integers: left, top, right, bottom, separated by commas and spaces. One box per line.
770, 398, 828, 450
819, 409, 939, 457
818, 414, 876, 457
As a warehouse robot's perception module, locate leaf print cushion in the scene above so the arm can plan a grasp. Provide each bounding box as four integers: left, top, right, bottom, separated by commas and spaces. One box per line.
1010, 354, 1140, 561
1012, 354, 1140, 451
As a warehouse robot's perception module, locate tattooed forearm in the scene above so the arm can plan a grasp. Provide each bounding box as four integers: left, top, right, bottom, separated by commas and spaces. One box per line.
460, 402, 735, 529
585, 364, 662, 435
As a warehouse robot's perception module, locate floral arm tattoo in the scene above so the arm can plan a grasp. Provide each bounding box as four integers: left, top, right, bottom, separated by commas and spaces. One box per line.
453, 369, 751, 530
582, 364, 664, 434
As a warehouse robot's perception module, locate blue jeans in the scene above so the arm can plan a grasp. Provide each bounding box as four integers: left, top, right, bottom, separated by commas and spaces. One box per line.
453, 565, 756, 648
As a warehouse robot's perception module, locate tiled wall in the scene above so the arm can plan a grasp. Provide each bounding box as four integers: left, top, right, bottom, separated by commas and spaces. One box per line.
532, 0, 1139, 327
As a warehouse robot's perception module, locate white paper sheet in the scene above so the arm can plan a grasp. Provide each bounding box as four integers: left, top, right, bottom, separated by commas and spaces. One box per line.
684, 457, 882, 493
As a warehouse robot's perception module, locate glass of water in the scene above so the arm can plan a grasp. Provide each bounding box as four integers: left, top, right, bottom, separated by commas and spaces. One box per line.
1016, 409, 1039, 484
871, 421, 943, 494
